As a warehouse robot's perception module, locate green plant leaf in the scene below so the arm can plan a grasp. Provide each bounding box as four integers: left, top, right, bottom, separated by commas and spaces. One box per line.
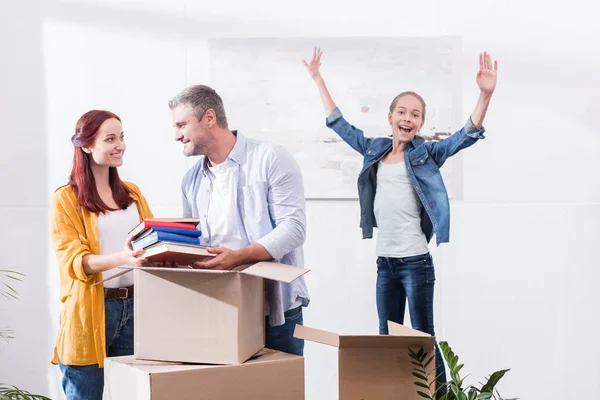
413, 372, 428, 381
452, 354, 461, 369
451, 385, 462, 397
414, 381, 431, 389
0, 270, 25, 279
433, 382, 449, 398
417, 391, 434, 399
408, 347, 420, 358
495, 388, 519, 400
0, 384, 52, 400
424, 354, 435, 369
480, 369, 510, 394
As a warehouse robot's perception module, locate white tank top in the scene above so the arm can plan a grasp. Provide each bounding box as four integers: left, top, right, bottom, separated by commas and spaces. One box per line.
374, 161, 429, 258
97, 203, 140, 288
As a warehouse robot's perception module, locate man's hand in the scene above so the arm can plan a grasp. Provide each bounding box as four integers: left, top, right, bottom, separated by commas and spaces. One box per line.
193, 247, 243, 270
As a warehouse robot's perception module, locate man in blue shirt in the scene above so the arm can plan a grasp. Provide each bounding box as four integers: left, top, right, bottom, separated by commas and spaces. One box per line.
168, 84, 309, 355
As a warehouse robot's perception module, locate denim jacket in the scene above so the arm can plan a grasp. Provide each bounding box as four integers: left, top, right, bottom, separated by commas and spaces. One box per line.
326, 107, 486, 245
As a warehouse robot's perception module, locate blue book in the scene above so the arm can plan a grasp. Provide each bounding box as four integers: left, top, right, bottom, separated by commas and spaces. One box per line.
141, 226, 202, 238
132, 231, 201, 250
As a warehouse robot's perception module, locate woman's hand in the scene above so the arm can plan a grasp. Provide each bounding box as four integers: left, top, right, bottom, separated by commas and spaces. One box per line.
118, 235, 147, 266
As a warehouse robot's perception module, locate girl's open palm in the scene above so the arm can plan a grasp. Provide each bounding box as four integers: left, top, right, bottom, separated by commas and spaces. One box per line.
477, 51, 498, 94
303, 47, 323, 78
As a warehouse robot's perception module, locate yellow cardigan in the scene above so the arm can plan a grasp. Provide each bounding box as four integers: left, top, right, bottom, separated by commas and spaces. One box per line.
49, 181, 153, 368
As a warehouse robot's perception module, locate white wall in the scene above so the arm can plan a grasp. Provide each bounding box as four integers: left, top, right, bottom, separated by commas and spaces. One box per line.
1, 0, 598, 399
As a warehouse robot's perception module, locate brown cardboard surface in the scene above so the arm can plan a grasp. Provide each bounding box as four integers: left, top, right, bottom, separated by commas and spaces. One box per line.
129, 255, 309, 365
295, 322, 436, 400
338, 347, 430, 399
293, 325, 340, 347
134, 269, 264, 365
388, 320, 432, 337
105, 349, 305, 400
240, 261, 310, 283
124, 259, 309, 282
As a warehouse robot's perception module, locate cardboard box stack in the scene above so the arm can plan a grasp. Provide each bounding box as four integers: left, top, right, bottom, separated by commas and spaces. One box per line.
103, 218, 441, 399
103, 218, 308, 400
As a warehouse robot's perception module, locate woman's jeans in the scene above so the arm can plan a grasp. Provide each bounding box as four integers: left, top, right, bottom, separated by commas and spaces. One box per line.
59, 294, 134, 400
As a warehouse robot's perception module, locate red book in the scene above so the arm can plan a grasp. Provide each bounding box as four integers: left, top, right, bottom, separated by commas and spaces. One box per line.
129, 218, 200, 238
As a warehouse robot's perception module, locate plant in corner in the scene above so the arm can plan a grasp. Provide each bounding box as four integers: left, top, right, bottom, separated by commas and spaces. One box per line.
408, 341, 517, 400
0, 269, 52, 400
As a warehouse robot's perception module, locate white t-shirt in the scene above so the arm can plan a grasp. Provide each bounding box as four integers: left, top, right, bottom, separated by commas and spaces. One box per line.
205, 160, 246, 250
98, 203, 140, 288
206, 158, 303, 311
374, 161, 429, 258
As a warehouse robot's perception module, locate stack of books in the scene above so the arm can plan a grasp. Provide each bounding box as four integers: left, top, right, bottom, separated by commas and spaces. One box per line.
129, 218, 213, 265
131, 218, 202, 250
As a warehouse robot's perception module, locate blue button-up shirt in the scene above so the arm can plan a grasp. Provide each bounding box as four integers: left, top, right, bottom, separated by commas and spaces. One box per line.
181, 131, 309, 327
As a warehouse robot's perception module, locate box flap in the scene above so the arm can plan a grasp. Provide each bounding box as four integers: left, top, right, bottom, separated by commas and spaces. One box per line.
239, 262, 309, 283
388, 321, 432, 338
293, 325, 340, 348
106, 356, 220, 374
114, 259, 308, 282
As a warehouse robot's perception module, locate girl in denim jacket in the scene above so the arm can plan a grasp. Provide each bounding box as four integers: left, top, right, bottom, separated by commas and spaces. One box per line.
304, 47, 498, 395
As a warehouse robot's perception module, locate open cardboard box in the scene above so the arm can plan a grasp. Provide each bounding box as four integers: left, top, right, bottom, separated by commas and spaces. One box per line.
294, 321, 436, 400
119, 260, 309, 365
104, 348, 305, 400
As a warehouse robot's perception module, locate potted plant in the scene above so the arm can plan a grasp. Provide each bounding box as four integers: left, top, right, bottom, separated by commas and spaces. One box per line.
1, 269, 52, 400
409, 341, 517, 400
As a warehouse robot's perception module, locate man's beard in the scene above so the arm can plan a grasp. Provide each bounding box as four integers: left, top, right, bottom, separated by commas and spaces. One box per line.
185, 137, 212, 157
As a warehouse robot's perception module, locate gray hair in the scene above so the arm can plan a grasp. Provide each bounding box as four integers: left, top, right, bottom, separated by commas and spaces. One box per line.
168, 85, 228, 128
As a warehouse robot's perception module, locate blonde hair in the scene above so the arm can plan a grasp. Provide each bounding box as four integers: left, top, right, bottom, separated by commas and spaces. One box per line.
389, 91, 426, 121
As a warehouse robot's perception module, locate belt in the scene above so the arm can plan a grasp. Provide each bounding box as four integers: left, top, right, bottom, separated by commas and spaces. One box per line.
104, 285, 134, 299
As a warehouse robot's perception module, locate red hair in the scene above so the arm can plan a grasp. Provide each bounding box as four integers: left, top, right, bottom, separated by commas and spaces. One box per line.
68, 110, 133, 214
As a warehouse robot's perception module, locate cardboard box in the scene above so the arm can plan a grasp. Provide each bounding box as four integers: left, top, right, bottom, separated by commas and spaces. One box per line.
104, 348, 305, 400
129, 262, 309, 365
294, 321, 436, 400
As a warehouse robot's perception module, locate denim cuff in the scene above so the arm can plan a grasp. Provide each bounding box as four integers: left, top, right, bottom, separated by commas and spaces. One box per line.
326, 107, 343, 127
464, 116, 486, 139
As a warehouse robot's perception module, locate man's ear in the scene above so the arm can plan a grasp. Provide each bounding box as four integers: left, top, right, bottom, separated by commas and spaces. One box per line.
204, 109, 217, 128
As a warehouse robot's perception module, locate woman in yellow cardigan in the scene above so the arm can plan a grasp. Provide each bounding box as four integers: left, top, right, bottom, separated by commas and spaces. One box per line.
50, 110, 153, 400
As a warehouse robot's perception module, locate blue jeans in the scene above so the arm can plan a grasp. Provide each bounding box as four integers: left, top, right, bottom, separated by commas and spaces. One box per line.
265, 305, 304, 356
59, 294, 134, 400
376, 254, 447, 394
